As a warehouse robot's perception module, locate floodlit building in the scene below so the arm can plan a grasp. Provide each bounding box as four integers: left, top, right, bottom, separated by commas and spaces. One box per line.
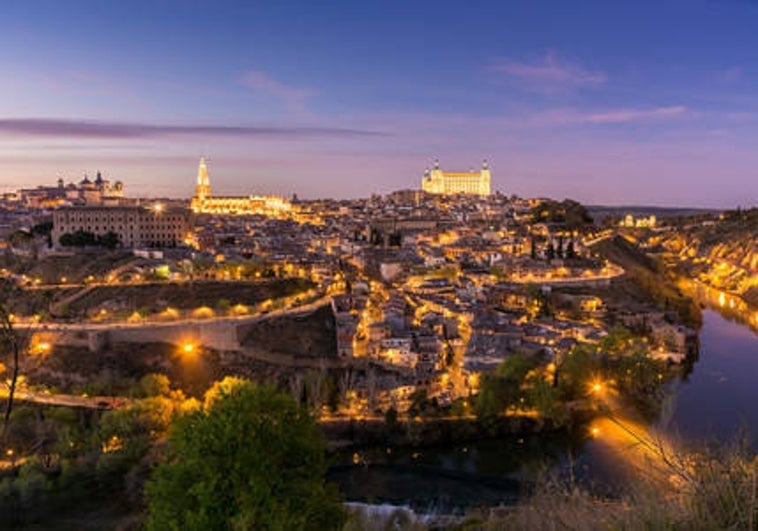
18, 172, 125, 209
620, 214, 656, 228
190, 157, 292, 216
421, 159, 491, 196
52, 205, 191, 249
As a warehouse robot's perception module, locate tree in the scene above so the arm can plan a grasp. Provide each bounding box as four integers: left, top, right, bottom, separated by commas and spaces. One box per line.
97, 231, 120, 249
475, 353, 538, 429
145, 379, 345, 531
566, 239, 577, 259
59, 230, 97, 247
546, 241, 556, 261
0, 305, 32, 441
556, 345, 600, 400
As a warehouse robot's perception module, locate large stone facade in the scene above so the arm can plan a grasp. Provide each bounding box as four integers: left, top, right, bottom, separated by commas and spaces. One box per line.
421, 159, 491, 196
52, 205, 191, 249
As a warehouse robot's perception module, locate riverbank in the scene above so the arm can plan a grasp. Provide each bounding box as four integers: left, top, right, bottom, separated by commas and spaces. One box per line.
678, 277, 758, 333
329, 307, 758, 519
321, 406, 596, 451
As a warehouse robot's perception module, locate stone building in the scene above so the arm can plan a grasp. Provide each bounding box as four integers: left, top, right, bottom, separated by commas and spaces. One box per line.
421, 159, 491, 196
52, 205, 191, 249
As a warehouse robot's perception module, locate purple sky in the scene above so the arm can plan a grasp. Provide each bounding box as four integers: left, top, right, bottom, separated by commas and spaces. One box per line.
1, 0, 757, 207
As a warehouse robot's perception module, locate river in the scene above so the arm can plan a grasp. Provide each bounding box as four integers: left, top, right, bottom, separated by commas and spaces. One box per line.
330, 308, 758, 513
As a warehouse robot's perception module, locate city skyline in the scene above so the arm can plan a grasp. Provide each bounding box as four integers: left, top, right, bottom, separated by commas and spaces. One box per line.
1, 0, 758, 207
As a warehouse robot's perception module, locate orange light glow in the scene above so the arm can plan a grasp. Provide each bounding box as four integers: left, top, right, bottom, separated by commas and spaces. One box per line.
34, 342, 51, 354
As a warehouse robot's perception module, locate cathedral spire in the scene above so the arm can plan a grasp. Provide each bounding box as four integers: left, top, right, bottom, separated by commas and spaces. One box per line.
196, 156, 211, 200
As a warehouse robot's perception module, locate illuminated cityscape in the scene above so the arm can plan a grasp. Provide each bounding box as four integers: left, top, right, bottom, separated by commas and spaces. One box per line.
0, 1, 756, 529
190, 157, 292, 217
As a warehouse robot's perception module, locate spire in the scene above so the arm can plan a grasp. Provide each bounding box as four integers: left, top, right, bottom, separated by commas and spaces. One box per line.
434, 159, 440, 170
196, 156, 211, 200
483, 158, 489, 170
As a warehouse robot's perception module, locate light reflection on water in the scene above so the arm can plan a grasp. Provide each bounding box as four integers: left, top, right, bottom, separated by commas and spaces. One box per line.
333, 307, 758, 510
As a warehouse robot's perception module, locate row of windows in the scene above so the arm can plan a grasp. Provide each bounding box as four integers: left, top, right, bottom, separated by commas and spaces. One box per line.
141, 224, 184, 230
57, 226, 183, 236
57, 226, 133, 233
143, 233, 181, 239
61, 217, 133, 223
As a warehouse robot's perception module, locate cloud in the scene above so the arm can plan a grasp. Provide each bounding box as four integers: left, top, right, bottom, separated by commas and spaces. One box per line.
240, 71, 317, 113
488, 51, 607, 88
584, 105, 688, 124
0, 118, 386, 140
526, 105, 688, 126
717, 66, 743, 85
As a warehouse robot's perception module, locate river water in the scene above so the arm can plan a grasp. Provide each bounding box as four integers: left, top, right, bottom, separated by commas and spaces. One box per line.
330, 307, 758, 513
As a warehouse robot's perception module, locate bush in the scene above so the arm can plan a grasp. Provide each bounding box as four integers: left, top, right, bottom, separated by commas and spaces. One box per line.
146, 380, 345, 530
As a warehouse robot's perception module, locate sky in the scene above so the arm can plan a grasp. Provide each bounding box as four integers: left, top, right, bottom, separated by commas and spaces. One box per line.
1, 0, 757, 207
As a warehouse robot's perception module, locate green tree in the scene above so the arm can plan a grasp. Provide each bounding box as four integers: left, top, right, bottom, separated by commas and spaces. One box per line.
556, 345, 600, 400
145, 380, 345, 531
30, 221, 53, 237
96, 231, 120, 249
475, 353, 538, 429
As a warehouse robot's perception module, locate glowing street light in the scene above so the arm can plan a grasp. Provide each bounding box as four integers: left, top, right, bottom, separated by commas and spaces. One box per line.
181, 342, 195, 354
590, 379, 605, 395
33, 342, 51, 355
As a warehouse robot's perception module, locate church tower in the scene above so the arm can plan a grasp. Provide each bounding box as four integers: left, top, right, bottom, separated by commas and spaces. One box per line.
196, 157, 211, 201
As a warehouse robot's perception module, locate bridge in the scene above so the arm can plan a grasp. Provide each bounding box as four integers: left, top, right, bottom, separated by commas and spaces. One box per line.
18, 294, 333, 354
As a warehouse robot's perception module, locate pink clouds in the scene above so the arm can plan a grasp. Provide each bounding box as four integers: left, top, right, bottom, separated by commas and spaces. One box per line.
584, 105, 688, 123
525, 105, 688, 126
488, 51, 607, 88
0, 118, 384, 139
240, 71, 317, 114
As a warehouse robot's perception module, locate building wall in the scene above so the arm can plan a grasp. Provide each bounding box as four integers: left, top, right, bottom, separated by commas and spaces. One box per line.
190, 195, 291, 216
52, 206, 191, 249
421, 161, 491, 195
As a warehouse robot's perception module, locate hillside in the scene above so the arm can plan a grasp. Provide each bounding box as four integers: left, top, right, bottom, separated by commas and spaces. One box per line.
591, 234, 701, 327
656, 208, 757, 301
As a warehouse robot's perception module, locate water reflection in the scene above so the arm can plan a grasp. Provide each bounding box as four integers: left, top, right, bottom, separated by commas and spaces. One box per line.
681, 279, 758, 335
333, 305, 758, 511
329, 433, 588, 513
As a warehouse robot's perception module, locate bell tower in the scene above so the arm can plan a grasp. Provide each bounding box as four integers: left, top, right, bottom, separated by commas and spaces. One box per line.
196, 157, 211, 200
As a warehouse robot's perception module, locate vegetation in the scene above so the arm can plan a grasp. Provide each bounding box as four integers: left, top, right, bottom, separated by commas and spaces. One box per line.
0, 304, 28, 439
592, 234, 701, 327
475, 326, 668, 430
145, 378, 345, 530
58, 230, 120, 249
0, 376, 345, 529
530, 199, 593, 229
0, 374, 192, 527
475, 352, 568, 430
